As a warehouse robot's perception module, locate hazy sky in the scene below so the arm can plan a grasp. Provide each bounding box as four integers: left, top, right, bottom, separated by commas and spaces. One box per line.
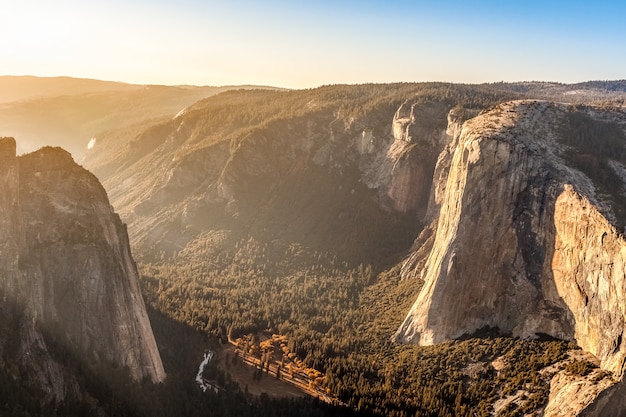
2, 0, 624, 88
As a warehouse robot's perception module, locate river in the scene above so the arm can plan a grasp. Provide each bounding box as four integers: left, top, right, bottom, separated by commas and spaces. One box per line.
195, 350, 215, 392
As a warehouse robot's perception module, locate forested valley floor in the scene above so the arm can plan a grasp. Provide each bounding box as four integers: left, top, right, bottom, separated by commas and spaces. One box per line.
137, 236, 601, 417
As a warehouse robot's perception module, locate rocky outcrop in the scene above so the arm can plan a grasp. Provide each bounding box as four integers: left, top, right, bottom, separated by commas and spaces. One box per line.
396, 101, 570, 345
0, 137, 165, 400
545, 367, 614, 417
394, 101, 626, 412
359, 100, 452, 214
0, 138, 20, 299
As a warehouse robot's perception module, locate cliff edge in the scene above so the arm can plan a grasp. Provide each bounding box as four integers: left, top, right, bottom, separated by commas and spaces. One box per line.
394, 101, 626, 414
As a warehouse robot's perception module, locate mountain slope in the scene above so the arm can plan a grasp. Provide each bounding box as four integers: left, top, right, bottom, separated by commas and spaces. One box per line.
84, 84, 517, 264
0, 75, 139, 103
0, 137, 165, 409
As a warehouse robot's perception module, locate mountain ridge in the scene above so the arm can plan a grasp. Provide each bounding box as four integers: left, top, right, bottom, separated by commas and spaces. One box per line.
0, 76, 285, 157
0, 75, 140, 103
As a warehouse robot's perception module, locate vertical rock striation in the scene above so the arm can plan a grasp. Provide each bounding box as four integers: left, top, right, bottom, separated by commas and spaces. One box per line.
0, 138, 20, 296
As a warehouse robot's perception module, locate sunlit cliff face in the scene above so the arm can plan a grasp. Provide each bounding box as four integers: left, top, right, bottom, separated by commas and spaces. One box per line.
396, 101, 626, 378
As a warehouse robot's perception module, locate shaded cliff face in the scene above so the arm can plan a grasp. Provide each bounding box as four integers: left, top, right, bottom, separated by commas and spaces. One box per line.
395, 101, 626, 379
0, 137, 165, 400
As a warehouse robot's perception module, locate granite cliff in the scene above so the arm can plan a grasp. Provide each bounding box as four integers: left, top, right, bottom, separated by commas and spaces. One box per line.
0, 137, 165, 404
395, 100, 626, 414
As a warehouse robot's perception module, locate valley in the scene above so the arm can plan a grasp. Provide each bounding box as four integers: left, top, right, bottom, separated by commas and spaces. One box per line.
3, 78, 626, 416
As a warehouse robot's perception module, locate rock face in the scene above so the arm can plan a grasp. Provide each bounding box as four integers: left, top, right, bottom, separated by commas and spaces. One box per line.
394, 101, 626, 409
0, 137, 165, 400
545, 366, 614, 417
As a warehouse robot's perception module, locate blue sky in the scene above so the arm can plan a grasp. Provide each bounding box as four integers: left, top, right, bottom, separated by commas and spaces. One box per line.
1, 0, 624, 88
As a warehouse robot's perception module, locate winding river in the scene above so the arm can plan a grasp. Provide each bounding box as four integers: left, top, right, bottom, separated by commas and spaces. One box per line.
195, 350, 214, 392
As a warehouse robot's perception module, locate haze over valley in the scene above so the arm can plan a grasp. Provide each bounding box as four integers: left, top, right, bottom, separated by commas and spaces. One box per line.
3, 1, 626, 416
2, 77, 626, 416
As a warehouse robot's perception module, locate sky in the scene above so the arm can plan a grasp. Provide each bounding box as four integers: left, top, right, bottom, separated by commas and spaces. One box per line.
1, 0, 625, 89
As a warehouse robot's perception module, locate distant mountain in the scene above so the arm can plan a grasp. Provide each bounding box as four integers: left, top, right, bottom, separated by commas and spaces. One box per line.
481, 80, 626, 102
0, 75, 140, 103
0, 76, 283, 157
574, 80, 626, 92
